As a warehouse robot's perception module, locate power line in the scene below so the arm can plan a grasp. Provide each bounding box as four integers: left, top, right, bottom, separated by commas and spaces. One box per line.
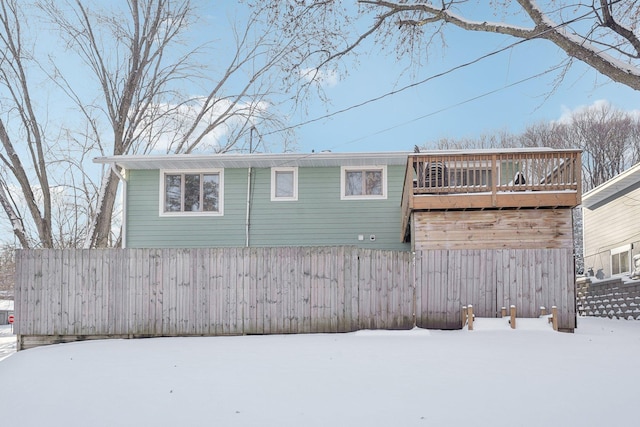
262, 6, 598, 138
336, 62, 568, 148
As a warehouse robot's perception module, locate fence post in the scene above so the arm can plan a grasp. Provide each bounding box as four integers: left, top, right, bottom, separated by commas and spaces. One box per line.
467, 305, 474, 331
462, 305, 467, 327
551, 306, 558, 331
501, 307, 507, 318
510, 305, 516, 329
540, 306, 547, 316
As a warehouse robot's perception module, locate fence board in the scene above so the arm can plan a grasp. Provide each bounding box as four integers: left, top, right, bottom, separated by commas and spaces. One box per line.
14, 246, 577, 349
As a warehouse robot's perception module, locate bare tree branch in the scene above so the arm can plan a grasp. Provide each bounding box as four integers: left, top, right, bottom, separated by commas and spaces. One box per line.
268, 1, 640, 91
0, 0, 53, 247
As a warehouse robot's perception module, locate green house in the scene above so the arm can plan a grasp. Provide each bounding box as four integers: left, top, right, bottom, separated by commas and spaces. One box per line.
94, 152, 412, 250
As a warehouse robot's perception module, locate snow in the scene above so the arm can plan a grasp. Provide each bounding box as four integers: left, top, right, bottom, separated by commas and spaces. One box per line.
1, 317, 639, 426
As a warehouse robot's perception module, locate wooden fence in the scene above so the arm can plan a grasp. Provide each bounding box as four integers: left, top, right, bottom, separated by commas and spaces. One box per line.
415, 249, 575, 330
14, 247, 575, 349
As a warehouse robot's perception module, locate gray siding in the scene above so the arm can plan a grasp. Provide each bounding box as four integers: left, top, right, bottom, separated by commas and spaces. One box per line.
583, 185, 640, 277
126, 166, 410, 250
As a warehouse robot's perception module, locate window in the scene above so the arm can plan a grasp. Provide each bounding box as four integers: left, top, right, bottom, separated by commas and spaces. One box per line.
271, 167, 298, 201
160, 170, 223, 216
611, 244, 631, 275
341, 166, 387, 200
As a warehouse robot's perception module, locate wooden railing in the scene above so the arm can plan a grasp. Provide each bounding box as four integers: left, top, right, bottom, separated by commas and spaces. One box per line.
408, 150, 581, 194
401, 149, 582, 239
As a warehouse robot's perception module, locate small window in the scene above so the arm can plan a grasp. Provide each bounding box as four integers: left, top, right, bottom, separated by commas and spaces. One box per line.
611, 244, 631, 275
341, 166, 387, 200
160, 170, 223, 216
271, 167, 298, 201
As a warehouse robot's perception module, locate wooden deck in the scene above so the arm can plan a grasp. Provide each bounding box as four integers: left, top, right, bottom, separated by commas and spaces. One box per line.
401, 149, 582, 240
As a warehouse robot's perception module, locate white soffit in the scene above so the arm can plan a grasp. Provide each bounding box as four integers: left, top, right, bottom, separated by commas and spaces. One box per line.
582, 162, 640, 209
93, 152, 412, 170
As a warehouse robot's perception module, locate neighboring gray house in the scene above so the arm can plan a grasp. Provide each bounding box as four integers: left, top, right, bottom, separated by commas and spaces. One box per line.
94, 151, 412, 250
0, 299, 14, 325
582, 162, 640, 279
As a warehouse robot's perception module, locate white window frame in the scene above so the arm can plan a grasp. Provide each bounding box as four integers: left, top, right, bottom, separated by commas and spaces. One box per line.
340, 165, 387, 200
159, 169, 224, 217
611, 244, 631, 275
271, 167, 298, 201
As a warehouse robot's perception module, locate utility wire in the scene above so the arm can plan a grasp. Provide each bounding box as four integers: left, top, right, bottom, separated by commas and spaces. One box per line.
336, 62, 568, 148
261, 6, 599, 138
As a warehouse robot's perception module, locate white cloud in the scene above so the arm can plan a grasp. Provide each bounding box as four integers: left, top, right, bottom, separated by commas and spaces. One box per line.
556, 99, 640, 124
141, 96, 271, 153
300, 67, 339, 88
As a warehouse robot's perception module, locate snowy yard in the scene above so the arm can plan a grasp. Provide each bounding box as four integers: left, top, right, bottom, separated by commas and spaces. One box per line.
1, 317, 638, 426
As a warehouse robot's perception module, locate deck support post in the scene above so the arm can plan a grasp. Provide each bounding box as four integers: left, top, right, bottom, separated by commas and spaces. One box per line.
510, 305, 516, 329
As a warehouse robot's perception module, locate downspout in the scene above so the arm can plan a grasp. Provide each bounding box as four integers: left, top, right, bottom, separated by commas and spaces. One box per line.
109, 163, 128, 248
246, 127, 255, 247
245, 167, 252, 247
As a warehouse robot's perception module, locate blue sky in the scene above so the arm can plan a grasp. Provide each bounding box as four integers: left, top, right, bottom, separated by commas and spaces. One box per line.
289, 32, 638, 154
221, 3, 639, 154
40, 1, 640, 156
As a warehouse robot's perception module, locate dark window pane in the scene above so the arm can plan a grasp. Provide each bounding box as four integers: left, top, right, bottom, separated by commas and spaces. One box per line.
620, 252, 629, 274
184, 174, 200, 211
612, 253, 621, 275
203, 174, 219, 212
165, 174, 182, 212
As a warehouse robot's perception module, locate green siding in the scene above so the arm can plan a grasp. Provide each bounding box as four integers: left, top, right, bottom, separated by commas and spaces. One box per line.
126, 166, 410, 251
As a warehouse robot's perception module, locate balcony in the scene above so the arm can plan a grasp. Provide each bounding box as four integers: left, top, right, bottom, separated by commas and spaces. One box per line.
401, 148, 582, 240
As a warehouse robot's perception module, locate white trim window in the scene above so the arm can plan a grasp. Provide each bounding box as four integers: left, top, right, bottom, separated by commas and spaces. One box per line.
160, 170, 223, 216
611, 244, 631, 275
341, 165, 387, 200
271, 167, 298, 201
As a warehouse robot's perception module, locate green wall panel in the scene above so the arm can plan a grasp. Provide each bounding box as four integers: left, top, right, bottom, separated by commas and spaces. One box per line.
125, 165, 410, 251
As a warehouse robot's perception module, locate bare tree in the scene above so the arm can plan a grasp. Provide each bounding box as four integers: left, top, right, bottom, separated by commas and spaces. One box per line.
433, 130, 518, 150
0, 244, 14, 297
263, 1, 640, 92
0, 0, 54, 249
0, 0, 311, 248
519, 102, 640, 191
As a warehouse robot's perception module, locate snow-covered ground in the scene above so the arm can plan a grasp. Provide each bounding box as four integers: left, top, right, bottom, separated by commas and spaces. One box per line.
0, 324, 16, 361
1, 317, 639, 426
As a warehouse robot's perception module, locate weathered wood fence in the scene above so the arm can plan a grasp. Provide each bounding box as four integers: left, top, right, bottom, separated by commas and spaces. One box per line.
14, 247, 575, 349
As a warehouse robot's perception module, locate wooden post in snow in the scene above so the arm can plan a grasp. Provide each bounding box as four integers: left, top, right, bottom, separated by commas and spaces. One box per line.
501, 307, 507, 318
510, 305, 516, 329
540, 306, 547, 316
467, 305, 474, 331
551, 306, 558, 331
462, 306, 467, 328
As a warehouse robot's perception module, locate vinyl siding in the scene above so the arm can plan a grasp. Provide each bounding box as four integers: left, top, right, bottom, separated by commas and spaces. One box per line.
583, 184, 640, 277
125, 166, 410, 250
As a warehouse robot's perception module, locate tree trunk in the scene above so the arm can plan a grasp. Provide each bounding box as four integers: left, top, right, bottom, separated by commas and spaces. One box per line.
86, 169, 120, 248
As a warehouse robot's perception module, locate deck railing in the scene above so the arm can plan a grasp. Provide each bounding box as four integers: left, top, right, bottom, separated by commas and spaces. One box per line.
401, 149, 582, 239
408, 150, 581, 194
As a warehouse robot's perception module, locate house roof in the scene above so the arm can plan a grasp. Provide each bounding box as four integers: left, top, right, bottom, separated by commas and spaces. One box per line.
582, 162, 640, 209
94, 151, 412, 170
94, 147, 580, 171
